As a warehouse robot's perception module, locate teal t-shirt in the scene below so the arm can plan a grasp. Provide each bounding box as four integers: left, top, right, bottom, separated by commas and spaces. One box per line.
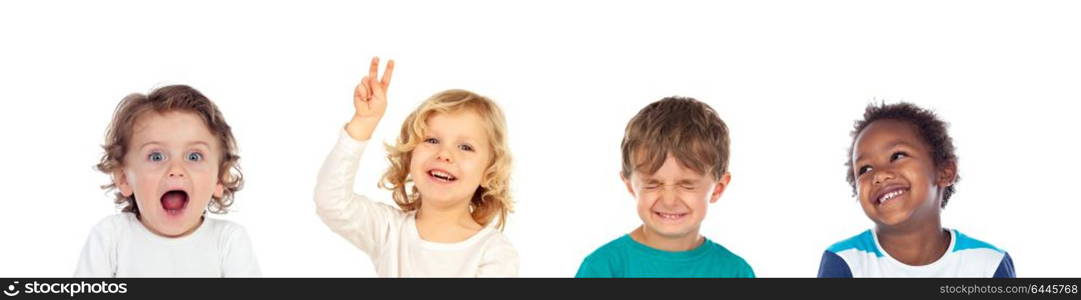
575, 234, 755, 278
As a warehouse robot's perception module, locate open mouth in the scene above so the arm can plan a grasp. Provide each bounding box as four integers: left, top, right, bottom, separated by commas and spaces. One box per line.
427, 169, 458, 183
161, 190, 189, 215
873, 186, 908, 206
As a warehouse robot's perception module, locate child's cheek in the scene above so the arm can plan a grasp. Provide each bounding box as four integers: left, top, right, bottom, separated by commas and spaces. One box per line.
117, 169, 138, 197
635, 187, 658, 204
855, 179, 871, 202
125, 162, 157, 184
467, 157, 485, 182
186, 160, 214, 173
684, 189, 708, 204
128, 158, 166, 173
189, 162, 220, 188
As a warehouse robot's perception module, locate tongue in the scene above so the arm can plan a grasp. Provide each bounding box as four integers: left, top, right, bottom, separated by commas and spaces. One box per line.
161, 191, 187, 210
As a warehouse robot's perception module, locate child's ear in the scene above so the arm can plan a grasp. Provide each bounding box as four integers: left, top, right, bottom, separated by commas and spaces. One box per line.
621, 172, 636, 197
213, 169, 228, 199
709, 172, 732, 204
214, 183, 225, 199
936, 160, 958, 188
214, 179, 225, 199
113, 169, 134, 197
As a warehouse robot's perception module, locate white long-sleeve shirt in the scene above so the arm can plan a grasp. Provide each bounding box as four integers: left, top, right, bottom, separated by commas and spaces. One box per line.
74, 213, 261, 277
315, 129, 519, 277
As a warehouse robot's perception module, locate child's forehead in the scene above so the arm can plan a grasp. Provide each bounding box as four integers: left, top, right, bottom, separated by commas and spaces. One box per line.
854, 119, 928, 155
129, 111, 218, 147
631, 152, 713, 181
132, 110, 207, 130
859, 119, 922, 140
634, 169, 713, 183
424, 110, 490, 139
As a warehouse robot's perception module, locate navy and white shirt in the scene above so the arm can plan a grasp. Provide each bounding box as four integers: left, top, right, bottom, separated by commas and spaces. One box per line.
818, 229, 1014, 277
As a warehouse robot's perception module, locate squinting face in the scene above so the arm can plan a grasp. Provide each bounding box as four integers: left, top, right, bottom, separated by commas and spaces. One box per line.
851, 119, 950, 228
625, 154, 729, 241
409, 110, 492, 209
115, 111, 224, 237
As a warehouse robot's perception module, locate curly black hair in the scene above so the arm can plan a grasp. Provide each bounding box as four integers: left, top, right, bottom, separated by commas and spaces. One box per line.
845, 102, 959, 207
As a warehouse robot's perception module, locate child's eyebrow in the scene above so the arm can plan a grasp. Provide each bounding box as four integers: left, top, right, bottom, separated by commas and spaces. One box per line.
137, 141, 163, 151
640, 177, 663, 184
187, 141, 212, 148
136, 141, 212, 150
424, 124, 487, 145
437, 133, 485, 145
881, 141, 913, 152
677, 179, 699, 185
855, 141, 913, 162
639, 177, 700, 185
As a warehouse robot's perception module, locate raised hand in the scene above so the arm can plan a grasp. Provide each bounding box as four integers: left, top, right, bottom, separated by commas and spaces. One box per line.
347, 56, 395, 141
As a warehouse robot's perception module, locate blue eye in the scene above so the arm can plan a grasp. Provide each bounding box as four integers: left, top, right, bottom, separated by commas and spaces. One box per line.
424, 137, 439, 144
187, 152, 203, 161
149, 152, 165, 162
458, 144, 474, 152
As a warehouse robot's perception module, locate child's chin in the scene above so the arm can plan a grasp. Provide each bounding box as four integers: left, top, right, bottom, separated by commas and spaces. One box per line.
645, 224, 694, 238
871, 211, 916, 228
156, 206, 194, 220
416, 189, 470, 206
863, 203, 908, 224
145, 213, 201, 237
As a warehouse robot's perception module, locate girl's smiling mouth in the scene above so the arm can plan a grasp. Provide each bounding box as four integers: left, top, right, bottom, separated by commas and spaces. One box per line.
427, 168, 458, 183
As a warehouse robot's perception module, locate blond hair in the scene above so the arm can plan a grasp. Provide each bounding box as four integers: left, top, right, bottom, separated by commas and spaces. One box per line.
96, 85, 243, 216
380, 89, 513, 230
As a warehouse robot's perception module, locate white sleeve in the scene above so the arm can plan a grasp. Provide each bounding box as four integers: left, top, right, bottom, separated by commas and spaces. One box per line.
476, 234, 520, 277
74, 217, 117, 277
314, 128, 401, 257
220, 225, 261, 277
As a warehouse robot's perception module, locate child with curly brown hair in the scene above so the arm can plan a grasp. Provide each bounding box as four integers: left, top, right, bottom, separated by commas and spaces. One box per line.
818, 102, 1013, 277
75, 85, 260, 277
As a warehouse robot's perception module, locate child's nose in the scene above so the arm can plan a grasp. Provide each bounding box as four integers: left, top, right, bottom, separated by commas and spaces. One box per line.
167, 163, 186, 178
436, 147, 454, 163
872, 169, 894, 185
658, 186, 680, 204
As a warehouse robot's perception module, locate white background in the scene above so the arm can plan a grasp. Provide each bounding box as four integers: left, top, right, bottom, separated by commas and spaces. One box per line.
1, 0, 1078, 277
